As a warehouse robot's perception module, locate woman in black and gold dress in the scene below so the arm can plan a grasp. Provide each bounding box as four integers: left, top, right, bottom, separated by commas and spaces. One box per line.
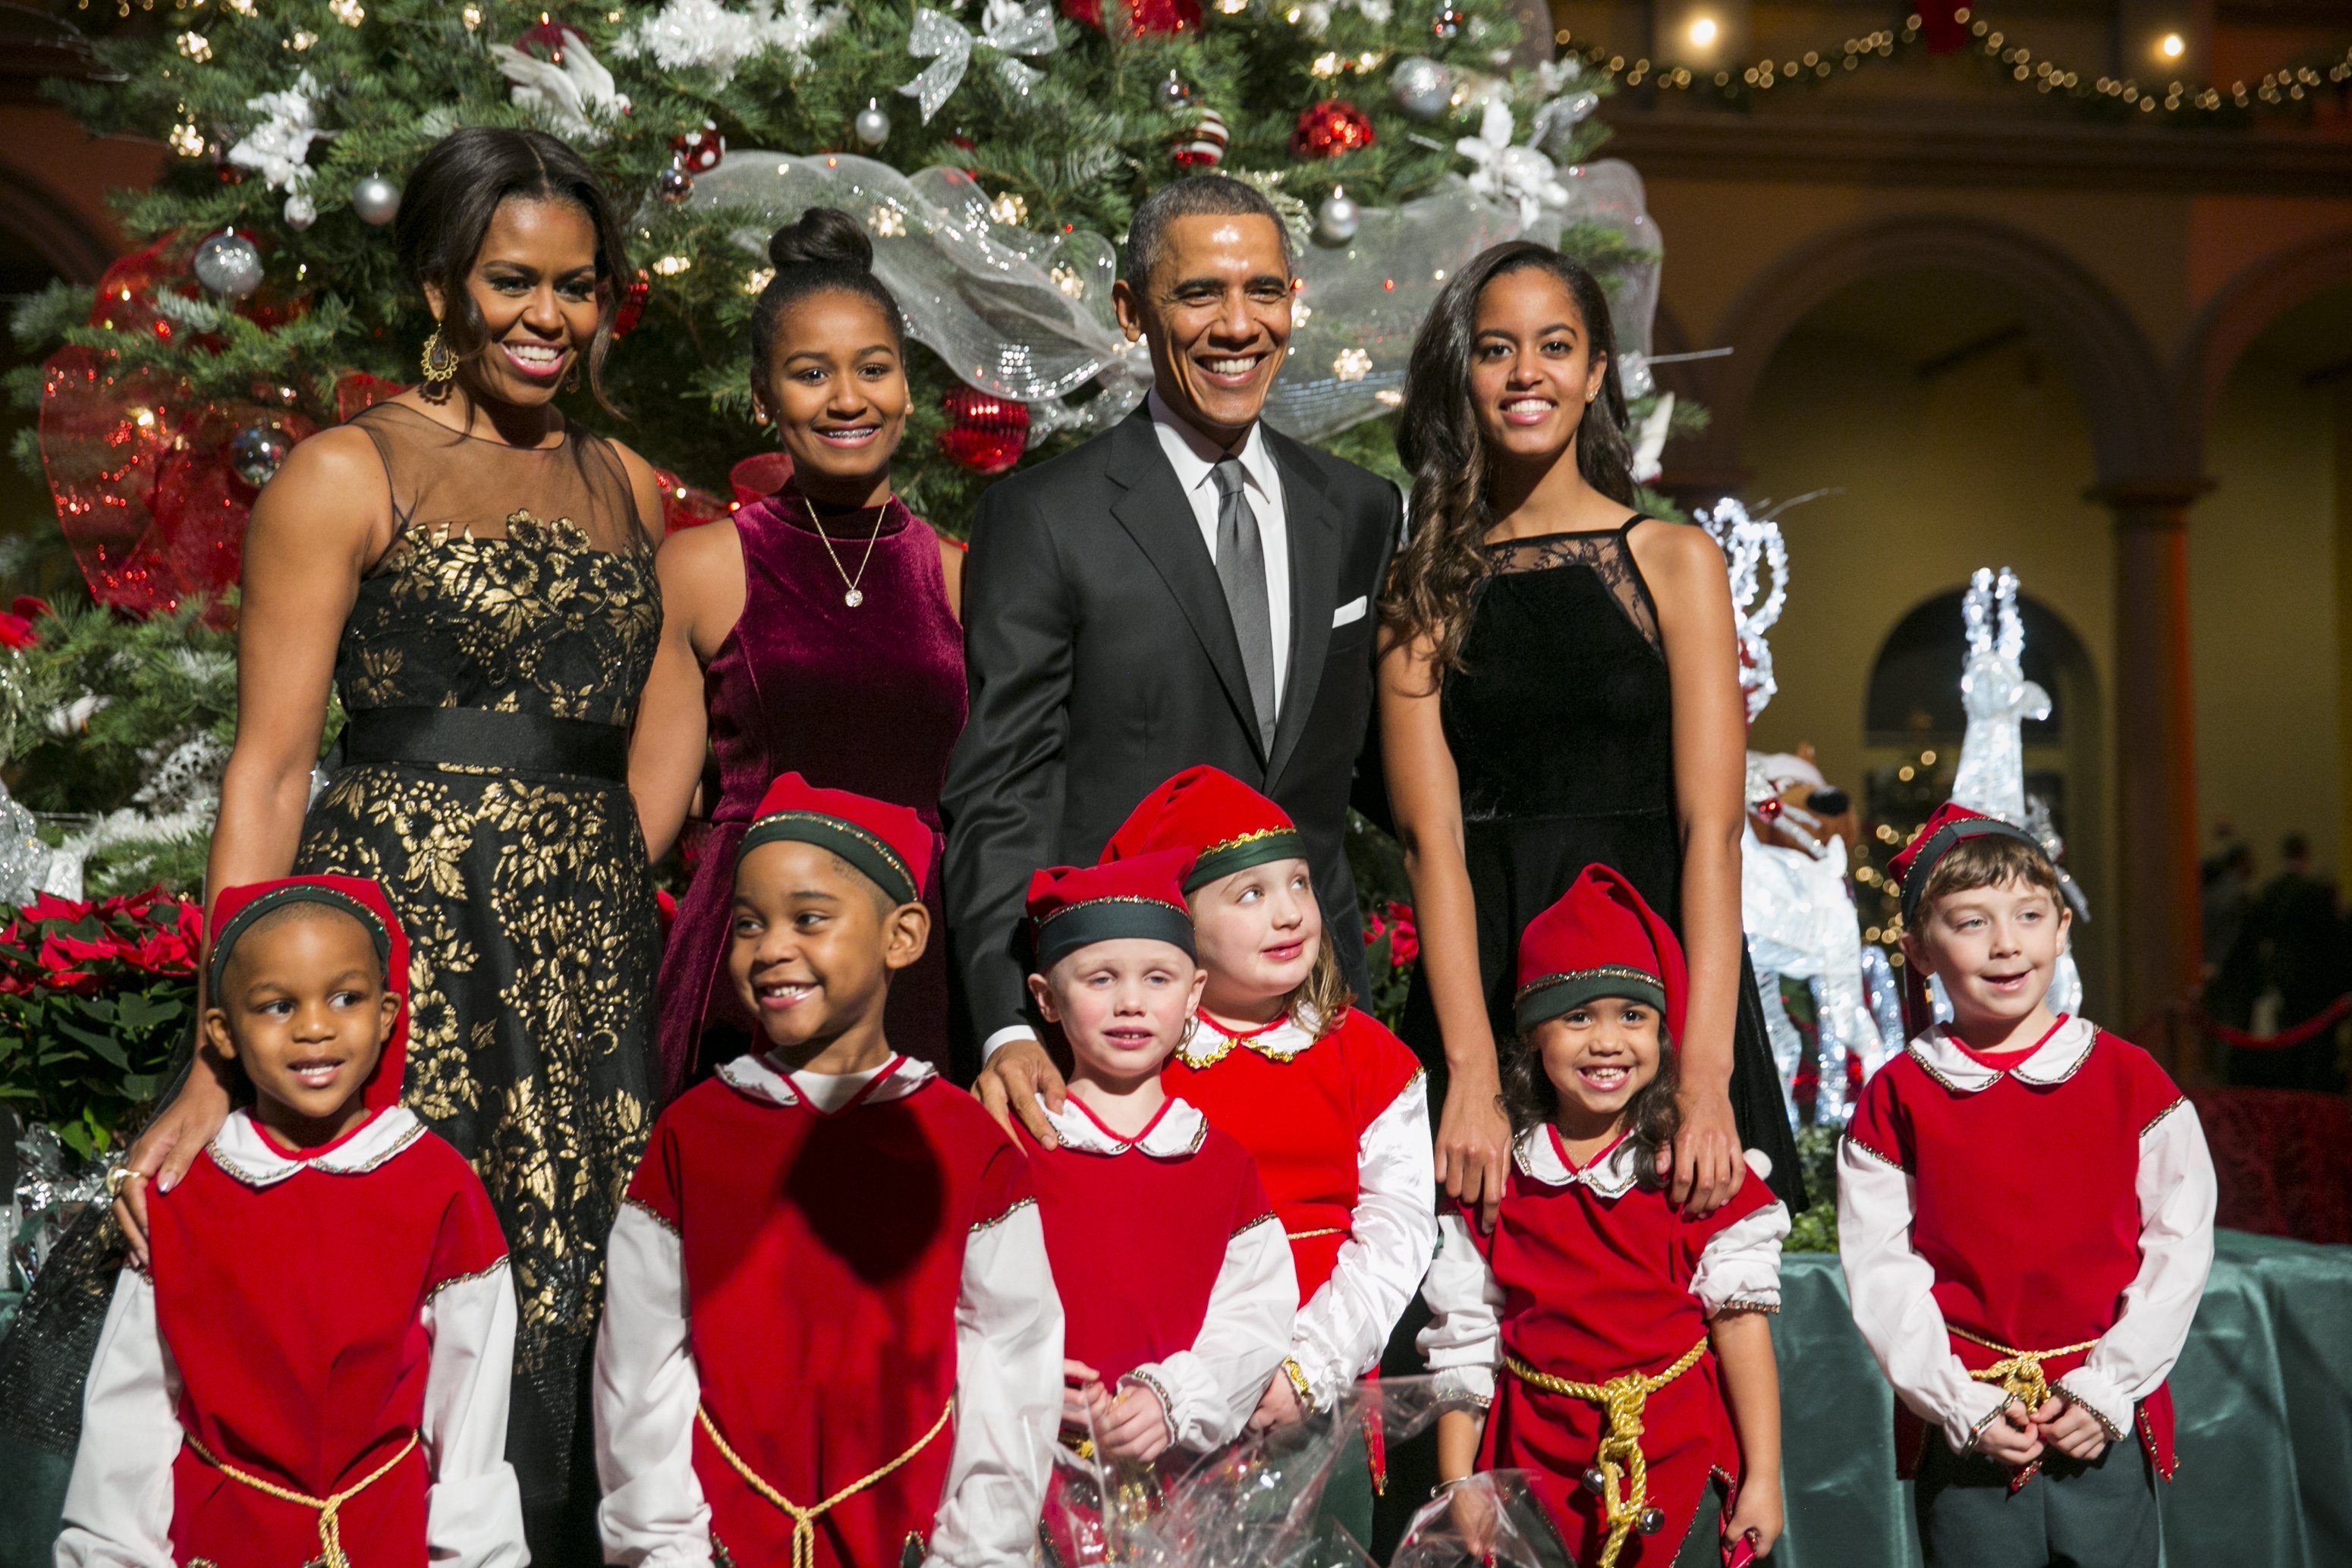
60, 127, 659, 1557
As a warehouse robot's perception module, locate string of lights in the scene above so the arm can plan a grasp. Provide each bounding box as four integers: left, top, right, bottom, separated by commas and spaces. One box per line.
1556, 8, 2352, 121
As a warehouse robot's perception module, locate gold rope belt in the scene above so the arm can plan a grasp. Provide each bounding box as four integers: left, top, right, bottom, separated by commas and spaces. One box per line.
698, 1400, 954, 1568
1285, 1226, 1346, 1240
1947, 1326, 2102, 1416
1508, 1338, 1709, 1568
185, 1430, 419, 1568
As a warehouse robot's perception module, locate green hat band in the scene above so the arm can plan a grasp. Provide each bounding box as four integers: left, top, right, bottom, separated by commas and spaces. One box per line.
1513, 966, 1666, 1035
738, 812, 919, 907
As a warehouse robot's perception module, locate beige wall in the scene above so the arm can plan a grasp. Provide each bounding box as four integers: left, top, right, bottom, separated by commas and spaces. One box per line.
2190, 356, 2344, 882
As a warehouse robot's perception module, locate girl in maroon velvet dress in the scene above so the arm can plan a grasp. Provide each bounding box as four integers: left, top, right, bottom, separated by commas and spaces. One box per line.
630, 208, 968, 1093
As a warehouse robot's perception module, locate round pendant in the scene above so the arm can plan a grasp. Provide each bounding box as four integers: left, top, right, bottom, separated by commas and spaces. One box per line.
844, 588, 864, 608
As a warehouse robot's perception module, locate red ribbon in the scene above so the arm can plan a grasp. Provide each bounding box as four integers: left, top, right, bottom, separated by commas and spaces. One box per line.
2199, 994, 2352, 1051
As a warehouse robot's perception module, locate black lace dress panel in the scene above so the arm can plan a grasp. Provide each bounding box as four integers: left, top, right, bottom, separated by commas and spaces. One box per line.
1398, 517, 1805, 1208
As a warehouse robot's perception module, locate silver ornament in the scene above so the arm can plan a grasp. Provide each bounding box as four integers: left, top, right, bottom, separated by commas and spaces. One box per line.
283, 192, 316, 231
657, 165, 694, 203
1390, 55, 1454, 120
1314, 187, 1360, 246
854, 99, 891, 148
1156, 70, 1200, 112
1617, 350, 1655, 399
351, 173, 401, 225
192, 231, 264, 299
230, 423, 294, 489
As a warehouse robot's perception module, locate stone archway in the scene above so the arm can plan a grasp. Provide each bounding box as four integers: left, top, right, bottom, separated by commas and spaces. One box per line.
1674, 211, 2198, 1047
2176, 230, 2352, 465
0, 159, 115, 284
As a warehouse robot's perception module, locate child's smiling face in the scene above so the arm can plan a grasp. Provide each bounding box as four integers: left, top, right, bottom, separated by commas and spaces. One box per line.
728, 839, 926, 1057
1030, 939, 1206, 1089
1533, 996, 1662, 1130
203, 907, 396, 1145
1903, 876, 2071, 1037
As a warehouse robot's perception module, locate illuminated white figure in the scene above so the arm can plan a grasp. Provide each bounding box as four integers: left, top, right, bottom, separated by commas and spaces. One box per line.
1703, 499, 1894, 1123
1945, 567, 2085, 1019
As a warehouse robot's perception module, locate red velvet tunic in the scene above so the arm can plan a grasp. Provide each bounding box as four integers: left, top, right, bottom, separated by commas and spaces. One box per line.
148, 1117, 508, 1568
1845, 1028, 2186, 1476
627, 1067, 1033, 1568
1021, 1103, 1272, 1384
1162, 1007, 1421, 1298
1472, 1130, 1778, 1566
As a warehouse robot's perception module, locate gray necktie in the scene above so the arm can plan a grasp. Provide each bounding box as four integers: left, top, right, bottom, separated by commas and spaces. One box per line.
1211, 456, 1278, 753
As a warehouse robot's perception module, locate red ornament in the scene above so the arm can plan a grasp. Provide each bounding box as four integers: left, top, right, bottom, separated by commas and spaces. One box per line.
671, 121, 725, 174
513, 17, 582, 61
652, 467, 730, 534
1061, 0, 1200, 35
1291, 99, 1377, 159
938, 385, 1030, 475
613, 268, 651, 339
334, 370, 405, 423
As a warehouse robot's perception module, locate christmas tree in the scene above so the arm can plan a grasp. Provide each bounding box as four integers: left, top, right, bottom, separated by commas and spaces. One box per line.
0, 0, 1684, 894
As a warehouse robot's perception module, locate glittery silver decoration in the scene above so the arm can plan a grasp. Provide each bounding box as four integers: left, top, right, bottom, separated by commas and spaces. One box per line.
0, 780, 51, 905
8, 1121, 118, 1296
1313, 187, 1360, 246
897, 2, 1056, 125
193, 231, 265, 299
1389, 54, 1453, 119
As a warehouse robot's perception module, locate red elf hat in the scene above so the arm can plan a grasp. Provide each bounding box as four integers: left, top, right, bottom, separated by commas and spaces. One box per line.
207, 875, 412, 1114
1513, 864, 1687, 1042
1100, 765, 1305, 892
1027, 848, 1199, 973
1887, 802, 2047, 927
737, 772, 929, 905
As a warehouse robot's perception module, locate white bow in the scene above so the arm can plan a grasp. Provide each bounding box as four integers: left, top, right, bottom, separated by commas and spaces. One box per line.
898, 2, 1057, 124
498, 33, 632, 144
228, 71, 327, 225
1454, 102, 1567, 228
1630, 391, 1675, 487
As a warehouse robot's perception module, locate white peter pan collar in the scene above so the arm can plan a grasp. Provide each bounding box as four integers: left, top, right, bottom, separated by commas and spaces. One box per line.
1043, 1095, 1209, 1158
1175, 1007, 1324, 1070
1905, 1014, 2097, 1094
1514, 1125, 1645, 1199
207, 1107, 425, 1189
718, 1051, 936, 1113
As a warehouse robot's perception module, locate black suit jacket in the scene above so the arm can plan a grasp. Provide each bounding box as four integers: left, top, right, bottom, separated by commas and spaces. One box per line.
942, 404, 1404, 1044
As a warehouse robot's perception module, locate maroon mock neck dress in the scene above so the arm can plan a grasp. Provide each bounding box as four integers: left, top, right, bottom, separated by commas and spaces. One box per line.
655, 486, 967, 1092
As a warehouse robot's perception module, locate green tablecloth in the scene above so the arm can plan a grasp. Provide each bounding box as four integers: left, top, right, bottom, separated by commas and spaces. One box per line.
1769, 1230, 2352, 1567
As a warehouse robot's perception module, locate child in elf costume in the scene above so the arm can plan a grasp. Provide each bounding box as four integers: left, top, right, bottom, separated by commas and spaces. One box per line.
59, 876, 525, 1568
594, 775, 1063, 1568
1018, 851, 1296, 1478
1841, 803, 2215, 1568
1420, 865, 1788, 1568
1097, 765, 1435, 1541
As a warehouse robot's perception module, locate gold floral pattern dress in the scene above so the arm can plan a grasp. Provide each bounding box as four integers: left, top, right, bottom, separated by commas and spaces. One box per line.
293, 403, 662, 1548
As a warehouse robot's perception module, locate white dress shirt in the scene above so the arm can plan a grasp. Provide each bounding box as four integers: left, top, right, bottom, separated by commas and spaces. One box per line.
1146, 388, 1291, 702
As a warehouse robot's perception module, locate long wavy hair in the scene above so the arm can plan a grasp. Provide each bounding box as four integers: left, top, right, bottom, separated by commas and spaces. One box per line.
1501, 1026, 1681, 1191
1384, 244, 1638, 675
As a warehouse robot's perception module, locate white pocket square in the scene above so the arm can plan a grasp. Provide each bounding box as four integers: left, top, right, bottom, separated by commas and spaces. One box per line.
1332, 595, 1369, 628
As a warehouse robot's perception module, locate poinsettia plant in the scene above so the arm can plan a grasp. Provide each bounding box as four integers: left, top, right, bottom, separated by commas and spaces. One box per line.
0, 887, 200, 1156
1361, 899, 1419, 1029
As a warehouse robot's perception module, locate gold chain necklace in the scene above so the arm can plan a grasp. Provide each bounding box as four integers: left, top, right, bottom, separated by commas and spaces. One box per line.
804, 497, 889, 608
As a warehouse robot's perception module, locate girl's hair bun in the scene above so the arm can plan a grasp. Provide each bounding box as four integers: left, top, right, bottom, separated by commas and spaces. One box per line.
768, 206, 875, 274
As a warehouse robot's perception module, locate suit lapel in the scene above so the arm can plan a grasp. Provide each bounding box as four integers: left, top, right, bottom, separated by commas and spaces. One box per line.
1266, 430, 1342, 787
1105, 407, 1266, 765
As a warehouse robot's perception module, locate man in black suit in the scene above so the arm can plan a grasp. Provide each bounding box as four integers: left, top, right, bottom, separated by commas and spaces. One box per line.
944, 176, 1401, 1128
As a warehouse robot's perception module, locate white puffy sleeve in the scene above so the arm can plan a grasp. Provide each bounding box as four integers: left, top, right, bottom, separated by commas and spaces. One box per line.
1836, 1136, 2007, 1452
926, 1200, 1063, 1568
1692, 1160, 1791, 1317
1287, 1083, 1436, 1408
1126, 1213, 1297, 1453
593, 1203, 715, 1567
55, 1268, 181, 1568
1417, 1213, 1504, 1410
420, 1259, 527, 1566
2055, 1101, 2218, 1441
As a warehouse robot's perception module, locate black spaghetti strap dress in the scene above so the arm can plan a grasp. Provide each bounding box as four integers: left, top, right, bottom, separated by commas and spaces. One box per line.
1397, 516, 1804, 1208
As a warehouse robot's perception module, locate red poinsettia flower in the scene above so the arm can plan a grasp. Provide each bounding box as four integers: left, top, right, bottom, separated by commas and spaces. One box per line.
11, 595, 49, 621
0, 613, 37, 650
1383, 900, 1419, 965
35, 936, 102, 994
20, 891, 93, 925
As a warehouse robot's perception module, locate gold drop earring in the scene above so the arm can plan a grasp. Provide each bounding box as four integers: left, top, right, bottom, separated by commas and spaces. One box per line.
420, 327, 459, 403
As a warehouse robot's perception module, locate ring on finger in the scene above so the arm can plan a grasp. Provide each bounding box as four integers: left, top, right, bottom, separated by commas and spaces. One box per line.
104, 1166, 146, 1200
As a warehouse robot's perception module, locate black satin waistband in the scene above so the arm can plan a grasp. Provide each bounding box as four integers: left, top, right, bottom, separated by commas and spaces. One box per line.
341, 707, 629, 783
